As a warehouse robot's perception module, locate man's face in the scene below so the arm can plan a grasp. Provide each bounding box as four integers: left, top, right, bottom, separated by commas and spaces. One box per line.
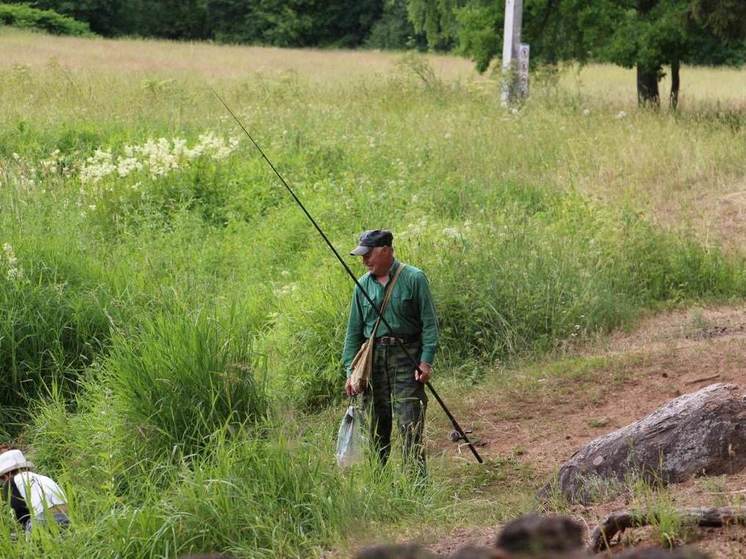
361, 246, 393, 276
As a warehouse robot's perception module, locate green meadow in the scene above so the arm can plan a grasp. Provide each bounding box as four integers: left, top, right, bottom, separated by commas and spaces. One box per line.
1, 28, 746, 557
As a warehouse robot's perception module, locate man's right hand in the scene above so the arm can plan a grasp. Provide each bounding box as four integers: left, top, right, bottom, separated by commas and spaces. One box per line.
345, 377, 359, 397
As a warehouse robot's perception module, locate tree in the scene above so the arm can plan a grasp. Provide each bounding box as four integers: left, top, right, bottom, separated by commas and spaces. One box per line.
406, 0, 462, 50
447, 0, 746, 107
596, 0, 746, 107
207, 0, 383, 47
366, 0, 423, 49
137, 0, 209, 39
13, 0, 137, 35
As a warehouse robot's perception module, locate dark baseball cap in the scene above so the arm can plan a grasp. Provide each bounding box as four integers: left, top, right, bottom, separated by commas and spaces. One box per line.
349, 229, 393, 256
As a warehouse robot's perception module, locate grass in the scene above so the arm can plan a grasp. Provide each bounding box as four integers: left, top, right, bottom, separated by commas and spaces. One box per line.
558, 62, 746, 106
0, 29, 745, 557
628, 476, 690, 548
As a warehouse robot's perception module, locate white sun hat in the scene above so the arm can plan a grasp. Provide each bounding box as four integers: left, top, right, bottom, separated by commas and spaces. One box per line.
0, 449, 34, 476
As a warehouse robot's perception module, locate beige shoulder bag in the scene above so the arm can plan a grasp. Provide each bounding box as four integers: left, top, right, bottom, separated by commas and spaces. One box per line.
349, 264, 406, 393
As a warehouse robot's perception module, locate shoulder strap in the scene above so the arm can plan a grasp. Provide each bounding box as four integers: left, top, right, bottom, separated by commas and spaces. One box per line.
370, 264, 406, 339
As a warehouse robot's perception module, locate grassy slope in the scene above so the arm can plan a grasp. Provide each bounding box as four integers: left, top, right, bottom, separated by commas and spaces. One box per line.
0, 28, 746, 557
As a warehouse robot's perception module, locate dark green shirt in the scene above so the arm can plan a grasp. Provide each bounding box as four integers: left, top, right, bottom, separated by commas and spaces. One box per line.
342, 259, 439, 376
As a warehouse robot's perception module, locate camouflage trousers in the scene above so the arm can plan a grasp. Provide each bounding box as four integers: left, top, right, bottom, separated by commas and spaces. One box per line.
362, 340, 427, 477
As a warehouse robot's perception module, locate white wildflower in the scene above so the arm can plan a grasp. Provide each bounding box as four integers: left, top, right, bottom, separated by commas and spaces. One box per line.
40, 149, 62, 172
80, 149, 116, 184
129, 138, 178, 177
171, 138, 188, 159
2, 243, 23, 281
78, 130, 239, 185
582, 108, 591, 116
442, 227, 462, 240
194, 132, 235, 160
615, 111, 627, 120
273, 283, 298, 297
117, 157, 142, 177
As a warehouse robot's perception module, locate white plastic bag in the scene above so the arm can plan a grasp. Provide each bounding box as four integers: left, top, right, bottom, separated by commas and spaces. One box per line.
335, 403, 365, 468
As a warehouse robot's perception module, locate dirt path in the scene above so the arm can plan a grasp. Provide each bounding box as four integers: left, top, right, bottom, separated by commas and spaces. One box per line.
430, 304, 746, 557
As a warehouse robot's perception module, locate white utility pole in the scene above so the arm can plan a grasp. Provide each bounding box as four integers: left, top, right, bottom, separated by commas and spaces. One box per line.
501, 0, 529, 105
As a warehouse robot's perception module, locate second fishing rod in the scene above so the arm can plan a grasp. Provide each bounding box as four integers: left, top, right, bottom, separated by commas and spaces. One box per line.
213, 90, 483, 465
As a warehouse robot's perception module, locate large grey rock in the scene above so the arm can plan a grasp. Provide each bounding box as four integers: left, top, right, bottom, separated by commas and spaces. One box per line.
553, 383, 746, 504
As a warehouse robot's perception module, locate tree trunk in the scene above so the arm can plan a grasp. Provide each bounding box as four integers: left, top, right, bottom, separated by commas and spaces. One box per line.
637, 65, 660, 107
670, 59, 680, 110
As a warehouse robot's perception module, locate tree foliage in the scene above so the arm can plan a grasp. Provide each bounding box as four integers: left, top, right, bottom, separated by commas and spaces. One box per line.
0, 2, 93, 35
450, 0, 746, 67
8, 0, 389, 47
21, 0, 133, 36
407, 0, 461, 49
442, 0, 746, 104
366, 0, 422, 49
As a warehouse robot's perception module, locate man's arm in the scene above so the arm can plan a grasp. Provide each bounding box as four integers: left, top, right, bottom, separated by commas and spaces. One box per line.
415, 271, 439, 366
341, 286, 365, 378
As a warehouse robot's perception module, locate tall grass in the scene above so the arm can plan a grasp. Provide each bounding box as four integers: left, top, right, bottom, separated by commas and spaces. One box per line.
105, 311, 268, 463
4, 423, 439, 558
0, 236, 113, 433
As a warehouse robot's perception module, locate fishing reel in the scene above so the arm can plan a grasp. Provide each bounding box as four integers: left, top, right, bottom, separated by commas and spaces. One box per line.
449, 428, 473, 442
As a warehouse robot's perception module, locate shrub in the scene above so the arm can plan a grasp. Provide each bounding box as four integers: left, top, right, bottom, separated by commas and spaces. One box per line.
105, 311, 268, 463
0, 4, 93, 36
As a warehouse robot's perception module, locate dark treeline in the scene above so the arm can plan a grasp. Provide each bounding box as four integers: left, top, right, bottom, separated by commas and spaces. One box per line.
7, 0, 745, 106
9, 0, 746, 67
7, 0, 424, 49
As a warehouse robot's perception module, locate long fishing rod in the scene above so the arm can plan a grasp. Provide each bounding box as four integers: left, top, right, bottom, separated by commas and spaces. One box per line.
213, 89, 483, 464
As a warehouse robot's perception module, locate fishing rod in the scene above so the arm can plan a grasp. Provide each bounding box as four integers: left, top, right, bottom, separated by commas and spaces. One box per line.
213, 89, 483, 464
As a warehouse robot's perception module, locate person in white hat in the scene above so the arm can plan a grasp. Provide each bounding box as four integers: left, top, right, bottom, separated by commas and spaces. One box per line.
0, 448, 69, 531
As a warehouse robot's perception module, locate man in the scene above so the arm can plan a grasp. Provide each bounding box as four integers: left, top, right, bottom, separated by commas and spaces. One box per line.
0, 448, 69, 532
342, 229, 438, 476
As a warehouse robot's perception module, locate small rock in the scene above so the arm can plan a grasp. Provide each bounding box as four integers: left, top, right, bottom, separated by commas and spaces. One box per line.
496, 514, 584, 555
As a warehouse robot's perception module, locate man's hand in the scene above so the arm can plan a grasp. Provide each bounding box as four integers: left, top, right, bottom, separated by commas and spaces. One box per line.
345, 377, 360, 397
414, 362, 432, 383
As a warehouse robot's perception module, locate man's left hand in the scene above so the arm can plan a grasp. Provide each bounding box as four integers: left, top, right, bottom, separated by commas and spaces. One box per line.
414, 362, 432, 383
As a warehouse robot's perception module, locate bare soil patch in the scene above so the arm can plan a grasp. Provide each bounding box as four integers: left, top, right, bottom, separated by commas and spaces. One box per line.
430, 304, 746, 557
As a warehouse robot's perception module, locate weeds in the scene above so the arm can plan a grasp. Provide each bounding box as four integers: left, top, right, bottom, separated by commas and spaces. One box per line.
105, 310, 268, 464
630, 476, 690, 548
